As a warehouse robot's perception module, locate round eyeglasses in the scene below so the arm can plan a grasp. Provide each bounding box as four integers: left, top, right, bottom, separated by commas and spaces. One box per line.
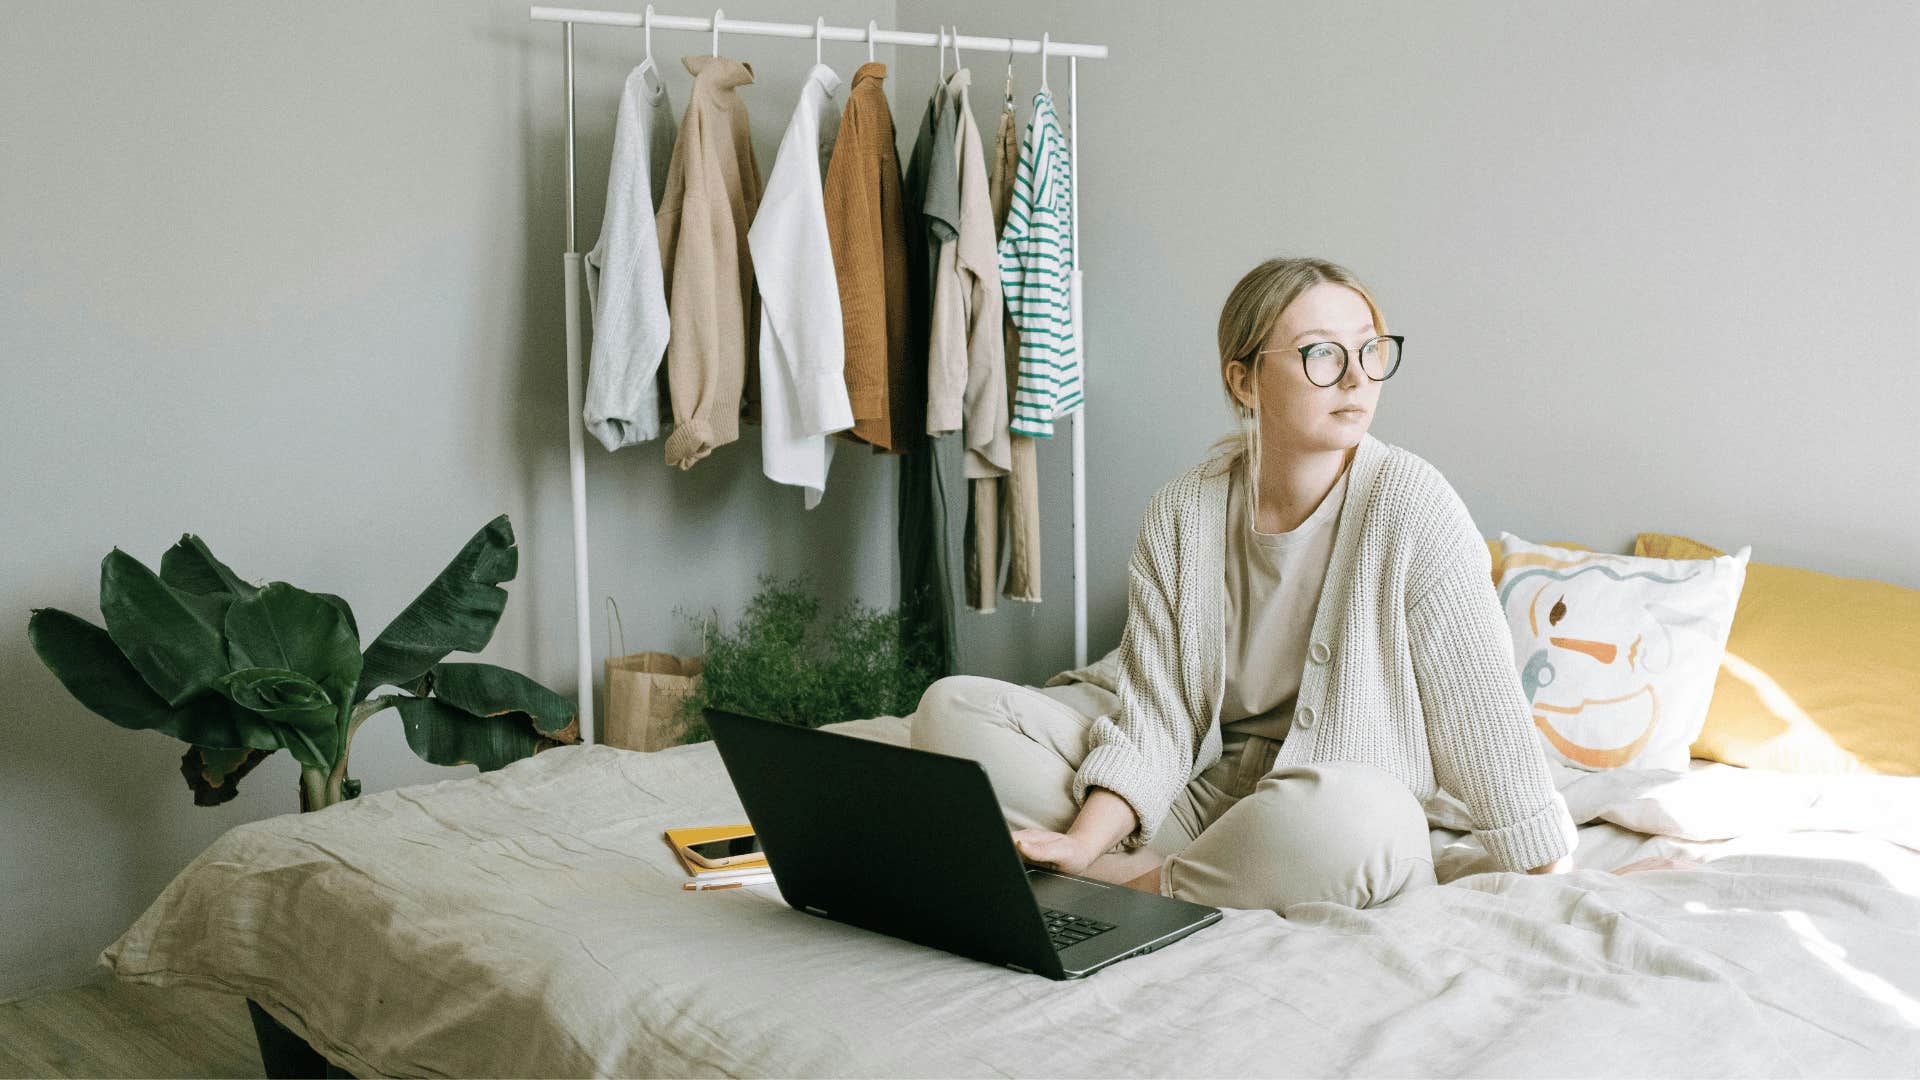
1257, 334, 1404, 387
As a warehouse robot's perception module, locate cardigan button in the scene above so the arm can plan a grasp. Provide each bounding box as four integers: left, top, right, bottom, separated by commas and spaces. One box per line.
1297, 706, 1316, 729
1309, 641, 1331, 664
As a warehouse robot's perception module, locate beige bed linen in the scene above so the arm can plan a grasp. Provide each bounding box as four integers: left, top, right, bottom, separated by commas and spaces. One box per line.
103, 714, 1920, 1078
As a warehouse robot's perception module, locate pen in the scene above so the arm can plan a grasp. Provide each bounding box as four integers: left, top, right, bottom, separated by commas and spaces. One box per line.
683, 878, 771, 891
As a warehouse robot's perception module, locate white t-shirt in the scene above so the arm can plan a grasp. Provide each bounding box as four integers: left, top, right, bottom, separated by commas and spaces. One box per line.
1219, 454, 1350, 741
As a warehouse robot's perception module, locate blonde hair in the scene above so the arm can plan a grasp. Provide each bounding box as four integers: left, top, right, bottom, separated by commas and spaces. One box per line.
1203, 257, 1387, 525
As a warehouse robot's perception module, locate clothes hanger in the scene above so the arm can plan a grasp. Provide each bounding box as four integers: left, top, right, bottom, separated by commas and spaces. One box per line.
950, 25, 963, 75
1040, 31, 1050, 93
937, 26, 946, 82
711, 8, 722, 56
639, 2, 664, 94
867, 19, 876, 63
1003, 35, 1015, 109
814, 16, 824, 67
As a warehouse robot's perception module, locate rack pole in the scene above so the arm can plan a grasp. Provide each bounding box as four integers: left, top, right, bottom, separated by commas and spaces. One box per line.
1068, 56, 1087, 669
529, 7, 1107, 59
561, 20, 597, 741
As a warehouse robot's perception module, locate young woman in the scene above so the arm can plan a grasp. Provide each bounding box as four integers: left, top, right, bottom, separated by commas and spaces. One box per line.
909, 257, 1577, 914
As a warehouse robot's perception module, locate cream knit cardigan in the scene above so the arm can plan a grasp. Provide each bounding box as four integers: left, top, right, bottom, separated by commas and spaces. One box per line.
1064, 431, 1578, 873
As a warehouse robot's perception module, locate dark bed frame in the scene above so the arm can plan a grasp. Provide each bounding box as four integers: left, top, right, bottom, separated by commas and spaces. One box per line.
247, 999, 353, 1079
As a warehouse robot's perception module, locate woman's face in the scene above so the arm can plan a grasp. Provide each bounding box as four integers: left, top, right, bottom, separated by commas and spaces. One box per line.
1232, 282, 1384, 454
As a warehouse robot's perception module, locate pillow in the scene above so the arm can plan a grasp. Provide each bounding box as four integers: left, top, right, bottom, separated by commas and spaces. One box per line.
1494, 532, 1750, 772
1635, 533, 1920, 776
1486, 538, 1592, 587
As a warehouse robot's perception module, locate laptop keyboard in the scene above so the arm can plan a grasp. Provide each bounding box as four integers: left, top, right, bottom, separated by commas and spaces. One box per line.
1041, 908, 1116, 951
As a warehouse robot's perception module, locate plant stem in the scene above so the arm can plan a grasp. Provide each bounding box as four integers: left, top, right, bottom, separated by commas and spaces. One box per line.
300, 695, 404, 812
298, 767, 329, 813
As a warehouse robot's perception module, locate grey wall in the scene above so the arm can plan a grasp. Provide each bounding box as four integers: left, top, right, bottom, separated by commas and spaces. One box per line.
908, 0, 1920, 688
4, 0, 1915, 1001
0, 0, 909, 1002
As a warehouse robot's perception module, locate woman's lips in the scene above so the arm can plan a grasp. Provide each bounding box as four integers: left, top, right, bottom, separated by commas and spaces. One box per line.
1332, 407, 1366, 417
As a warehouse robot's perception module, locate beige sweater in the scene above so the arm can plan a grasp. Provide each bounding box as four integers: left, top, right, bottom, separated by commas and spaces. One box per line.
1062, 432, 1578, 873
656, 54, 763, 470
929, 68, 1011, 480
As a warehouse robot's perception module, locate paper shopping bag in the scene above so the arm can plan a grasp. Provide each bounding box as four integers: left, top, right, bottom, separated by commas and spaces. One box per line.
603, 598, 705, 751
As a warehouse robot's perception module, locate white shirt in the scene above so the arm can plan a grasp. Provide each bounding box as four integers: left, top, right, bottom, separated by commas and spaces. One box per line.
1220, 455, 1349, 741
583, 59, 677, 451
746, 64, 852, 509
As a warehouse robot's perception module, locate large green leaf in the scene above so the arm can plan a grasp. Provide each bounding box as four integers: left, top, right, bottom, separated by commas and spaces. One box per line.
315, 592, 359, 642
150, 536, 361, 684
99, 549, 233, 707
213, 667, 339, 769
225, 583, 361, 695
158, 534, 258, 598
394, 696, 550, 773
430, 662, 579, 741
357, 516, 517, 702
28, 608, 280, 750
224, 582, 362, 764
179, 745, 273, 806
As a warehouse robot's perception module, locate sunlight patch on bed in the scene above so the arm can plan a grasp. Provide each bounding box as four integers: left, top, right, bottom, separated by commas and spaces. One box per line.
1778, 910, 1920, 1028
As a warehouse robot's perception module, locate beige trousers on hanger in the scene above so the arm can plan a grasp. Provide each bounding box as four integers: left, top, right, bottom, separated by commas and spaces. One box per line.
910, 675, 1438, 914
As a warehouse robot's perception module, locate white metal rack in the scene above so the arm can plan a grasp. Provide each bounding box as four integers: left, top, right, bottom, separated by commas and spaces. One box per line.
530, 5, 1108, 742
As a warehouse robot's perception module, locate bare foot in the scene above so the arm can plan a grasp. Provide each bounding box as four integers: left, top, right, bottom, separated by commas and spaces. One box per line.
1611, 855, 1705, 875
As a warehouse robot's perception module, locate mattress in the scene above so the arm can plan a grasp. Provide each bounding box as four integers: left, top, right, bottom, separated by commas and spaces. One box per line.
102, 713, 1920, 1078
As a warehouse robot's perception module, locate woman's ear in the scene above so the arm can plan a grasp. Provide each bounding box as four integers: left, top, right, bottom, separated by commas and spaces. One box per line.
1225, 358, 1252, 411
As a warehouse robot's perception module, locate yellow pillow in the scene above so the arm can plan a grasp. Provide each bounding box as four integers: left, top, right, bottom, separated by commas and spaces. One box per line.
1635, 532, 1920, 776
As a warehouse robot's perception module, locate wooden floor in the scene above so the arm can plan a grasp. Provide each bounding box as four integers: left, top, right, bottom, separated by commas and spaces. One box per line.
0, 978, 263, 1079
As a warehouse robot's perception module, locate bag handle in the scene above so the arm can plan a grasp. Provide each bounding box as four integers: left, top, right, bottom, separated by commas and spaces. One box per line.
605, 596, 630, 660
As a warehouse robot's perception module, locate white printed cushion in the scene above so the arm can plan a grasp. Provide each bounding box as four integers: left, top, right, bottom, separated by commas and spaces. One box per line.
1495, 532, 1750, 772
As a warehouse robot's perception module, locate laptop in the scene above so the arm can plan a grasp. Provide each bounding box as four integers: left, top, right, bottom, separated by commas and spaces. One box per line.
705, 708, 1222, 980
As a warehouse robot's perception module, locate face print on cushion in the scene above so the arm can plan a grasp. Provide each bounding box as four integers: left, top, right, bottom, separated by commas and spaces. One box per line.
1497, 551, 1704, 769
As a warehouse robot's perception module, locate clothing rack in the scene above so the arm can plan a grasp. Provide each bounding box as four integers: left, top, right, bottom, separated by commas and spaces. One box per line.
530, 5, 1108, 742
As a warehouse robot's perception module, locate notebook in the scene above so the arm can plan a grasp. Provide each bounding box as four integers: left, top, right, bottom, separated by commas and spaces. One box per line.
665, 823, 774, 887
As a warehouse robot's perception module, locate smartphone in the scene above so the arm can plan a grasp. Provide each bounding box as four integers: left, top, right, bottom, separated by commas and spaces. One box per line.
684, 831, 763, 868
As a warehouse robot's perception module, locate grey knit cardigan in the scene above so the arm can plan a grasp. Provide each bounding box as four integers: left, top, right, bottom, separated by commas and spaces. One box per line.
1062, 431, 1578, 873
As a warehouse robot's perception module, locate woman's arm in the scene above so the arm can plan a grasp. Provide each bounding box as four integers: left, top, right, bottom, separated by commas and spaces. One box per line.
1407, 493, 1578, 874
1063, 506, 1206, 855
1011, 788, 1138, 874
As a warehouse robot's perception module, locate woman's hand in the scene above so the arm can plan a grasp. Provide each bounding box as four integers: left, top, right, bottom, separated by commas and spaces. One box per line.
1011, 828, 1099, 875
1525, 853, 1575, 875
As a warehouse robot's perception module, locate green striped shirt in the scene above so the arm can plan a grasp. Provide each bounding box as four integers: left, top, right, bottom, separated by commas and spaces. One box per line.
996, 88, 1079, 437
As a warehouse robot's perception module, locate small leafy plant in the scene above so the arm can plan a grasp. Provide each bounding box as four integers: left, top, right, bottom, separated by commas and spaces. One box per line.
677, 575, 941, 744
27, 516, 577, 813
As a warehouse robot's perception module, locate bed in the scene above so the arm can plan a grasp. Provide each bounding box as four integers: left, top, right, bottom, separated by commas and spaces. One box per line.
102, 708, 1920, 1078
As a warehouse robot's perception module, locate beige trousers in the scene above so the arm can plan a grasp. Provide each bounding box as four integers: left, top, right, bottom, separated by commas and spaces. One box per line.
911, 675, 1438, 914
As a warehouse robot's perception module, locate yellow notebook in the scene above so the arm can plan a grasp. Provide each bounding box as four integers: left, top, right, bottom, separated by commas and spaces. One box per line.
663, 823, 770, 877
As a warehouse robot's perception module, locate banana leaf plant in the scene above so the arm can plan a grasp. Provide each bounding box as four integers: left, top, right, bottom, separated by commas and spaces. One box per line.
27, 515, 578, 813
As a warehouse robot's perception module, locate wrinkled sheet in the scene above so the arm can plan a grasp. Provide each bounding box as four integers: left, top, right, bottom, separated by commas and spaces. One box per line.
104, 714, 1920, 1078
